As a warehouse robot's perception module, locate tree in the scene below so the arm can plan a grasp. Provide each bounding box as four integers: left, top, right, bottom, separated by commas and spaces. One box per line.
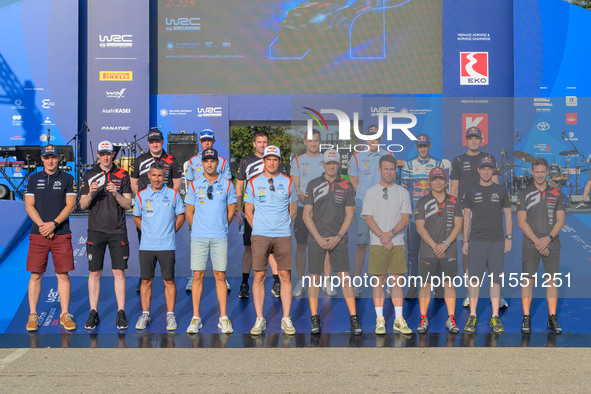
568, 0, 591, 10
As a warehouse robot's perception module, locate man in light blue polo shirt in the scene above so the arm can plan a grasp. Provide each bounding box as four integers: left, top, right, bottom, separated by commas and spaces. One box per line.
186, 129, 231, 181
244, 145, 298, 335
184, 148, 237, 334
348, 124, 391, 296
133, 162, 185, 331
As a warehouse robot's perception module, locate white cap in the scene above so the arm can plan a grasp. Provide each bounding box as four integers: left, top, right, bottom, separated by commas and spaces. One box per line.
263, 145, 281, 158
323, 149, 340, 164
97, 140, 114, 153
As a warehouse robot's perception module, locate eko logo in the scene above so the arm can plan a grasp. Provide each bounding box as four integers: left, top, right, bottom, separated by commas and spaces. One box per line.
460, 52, 489, 85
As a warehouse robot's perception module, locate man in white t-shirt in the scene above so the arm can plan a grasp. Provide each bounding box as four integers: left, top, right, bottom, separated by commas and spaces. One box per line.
362, 155, 412, 335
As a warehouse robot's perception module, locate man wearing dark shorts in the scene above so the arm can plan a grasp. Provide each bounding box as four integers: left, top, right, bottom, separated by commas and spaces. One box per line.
462, 154, 512, 333
303, 149, 361, 335
79, 141, 132, 330
415, 167, 463, 334
517, 157, 565, 334
133, 162, 185, 331
25, 145, 77, 332
244, 145, 298, 335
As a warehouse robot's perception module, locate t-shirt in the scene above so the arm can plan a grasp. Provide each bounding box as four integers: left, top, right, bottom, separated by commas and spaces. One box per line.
463, 184, 511, 242
450, 152, 501, 202
80, 165, 131, 234
291, 153, 324, 207
244, 173, 297, 237
25, 169, 76, 235
348, 150, 392, 206
185, 152, 231, 182
414, 193, 462, 259
304, 175, 355, 240
185, 176, 237, 239
361, 183, 412, 246
517, 184, 565, 249
131, 150, 182, 191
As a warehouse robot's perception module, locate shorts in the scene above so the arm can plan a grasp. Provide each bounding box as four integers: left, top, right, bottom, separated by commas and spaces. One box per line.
294, 206, 309, 244
355, 206, 370, 245
251, 235, 292, 271
522, 248, 560, 277
139, 250, 175, 280
191, 238, 228, 272
26, 234, 74, 274
86, 230, 129, 271
243, 220, 252, 246
307, 238, 349, 274
419, 257, 458, 283
368, 245, 407, 276
467, 241, 504, 284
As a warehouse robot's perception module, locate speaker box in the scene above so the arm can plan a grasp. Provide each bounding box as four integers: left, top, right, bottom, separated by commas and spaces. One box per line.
167, 143, 198, 167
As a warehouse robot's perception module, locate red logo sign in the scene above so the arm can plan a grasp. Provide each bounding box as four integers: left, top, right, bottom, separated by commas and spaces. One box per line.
566, 113, 577, 125
462, 113, 488, 146
460, 52, 489, 85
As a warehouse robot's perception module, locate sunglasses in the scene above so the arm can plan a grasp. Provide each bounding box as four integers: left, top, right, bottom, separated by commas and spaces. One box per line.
207, 185, 213, 200
382, 187, 388, 200
268, 178, 275, 192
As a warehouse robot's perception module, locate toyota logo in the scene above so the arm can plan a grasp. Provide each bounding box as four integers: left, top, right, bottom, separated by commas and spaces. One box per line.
537, 122, 550, 131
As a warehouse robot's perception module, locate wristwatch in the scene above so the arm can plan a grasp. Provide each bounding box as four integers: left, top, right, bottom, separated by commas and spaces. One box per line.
391, 228, 397, 236
52, 220, 59, 228
505, 234, 513, 240
549, 234, 555, 241
442, 240, 451, 247
337, 233, 343, 240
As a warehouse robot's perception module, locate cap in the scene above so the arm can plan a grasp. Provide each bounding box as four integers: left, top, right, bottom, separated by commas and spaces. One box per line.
364, 124, 379, 136
202, 148, 218, 161
428, 167, 447, 181
263, 145, 281, 158
97, 140, 114, 154
323, 149, 341, 164
465, 127, 482, 139
41, 145, 59, 157
415, 134, 431, 146
148, 130, 164, 141
478, 154, 495, 168
199, 129, 215, 141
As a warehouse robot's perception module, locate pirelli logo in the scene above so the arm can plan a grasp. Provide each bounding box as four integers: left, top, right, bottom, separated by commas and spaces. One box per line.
99, 71, 133, 81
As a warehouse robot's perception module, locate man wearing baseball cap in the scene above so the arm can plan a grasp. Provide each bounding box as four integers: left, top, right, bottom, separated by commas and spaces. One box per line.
414, 167, 463, 334
303, 149, 361, 335
24, 145, 77, 332
244, 145, 298, 335
462, 154, 512, 333
79, 140, 132, 330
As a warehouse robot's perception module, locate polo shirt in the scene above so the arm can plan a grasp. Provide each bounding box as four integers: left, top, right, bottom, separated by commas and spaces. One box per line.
347, 150, 391, 206
185, 153, 231, 182
463, 184, 511, 242
291, 153, 324, 207
414, 193, 462, 259
131, 150, 182, 191
517, 184, 565, 249
362, 183, 412, 246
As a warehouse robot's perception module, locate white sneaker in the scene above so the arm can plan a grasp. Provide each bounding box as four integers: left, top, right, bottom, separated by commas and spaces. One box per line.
185, 276, 193, 292
323, 279, 337, 297
226, 279, 231, 291
187, 316, 203, 334
281, 317, 296, 335
166, 314, 177, 331
135, 313, 151, 330
218, 316, 234, 334
354, 286, 362, 298
250, 317, 266, 336
499, 298, 509, 309
292, 280, 304, 297
462, 297, 470, 308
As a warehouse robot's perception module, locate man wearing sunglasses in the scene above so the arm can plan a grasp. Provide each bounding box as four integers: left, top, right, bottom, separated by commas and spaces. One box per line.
362, 155, 412, 334
244, 145, 298, 335
184, 149, 237, 334
414, 167, 463, 334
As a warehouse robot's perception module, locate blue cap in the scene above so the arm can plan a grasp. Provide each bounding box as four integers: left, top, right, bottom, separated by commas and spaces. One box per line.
478, 154, 495, 168
41, 145, 59, 157
202, 148, 218, 161
415, 134, 430, 146
199, 129, 215, 141
466, 127, 483, 139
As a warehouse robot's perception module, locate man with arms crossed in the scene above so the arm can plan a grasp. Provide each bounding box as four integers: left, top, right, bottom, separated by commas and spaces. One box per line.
244, 146, 298, 335
303, 149, 362, 335
517, 157, 565, 334
25, 145, 77, 331
79, 141, 132, 330
362, 155, 412, 334
185, 149, 236, 334
462, 155, 512, 333
414, 167, 462, 334
134, 162, 185, 331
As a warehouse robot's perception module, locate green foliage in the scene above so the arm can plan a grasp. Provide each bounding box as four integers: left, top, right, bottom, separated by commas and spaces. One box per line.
568, 0, 591, 10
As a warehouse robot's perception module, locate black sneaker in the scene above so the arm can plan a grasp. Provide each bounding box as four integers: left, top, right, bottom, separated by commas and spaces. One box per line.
84, 309, 100, 330
350, 314, 362, 336
311, 314, 321, 334
116, 309, 128, 330
548, 314, 562, 334
521, 314, 531, 334
239, 282, 250, 299
271, 281, 281, 298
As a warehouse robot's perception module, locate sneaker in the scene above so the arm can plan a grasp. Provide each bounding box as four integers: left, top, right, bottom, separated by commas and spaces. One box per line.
116, 309, 128, 330
323, 280, 337, 297
354, 286, 362, 298
464, 315, 477, 332
166, 314, 177, 331
187, 317, 203, 334
310, 314, 321, 334
271, 281, 281, 298
385, 284, 392, 296
490, 315, 504, 333
393, 317, 412, 334
135, 313, 151, 330
375, 317, 386, 335
226, 279, 231, 292
350, 315, 362, 336
499, 298, 509, 309
548, 314, 563, 334
417, 315, 429, 334
281, 317, 296, 335
292, 279, 304, 297
85, 309, 100, 330
218, 316, 234, 334
462, 297, 470, 308
26, 313, 39, 332
239, 282, 250, 299
446, 315, 460, 334
185, 276, 193, 292
521, 314, 531, 334
250, 317, 267, 335
136, 278, 141, 293
60, 313, 76, 331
